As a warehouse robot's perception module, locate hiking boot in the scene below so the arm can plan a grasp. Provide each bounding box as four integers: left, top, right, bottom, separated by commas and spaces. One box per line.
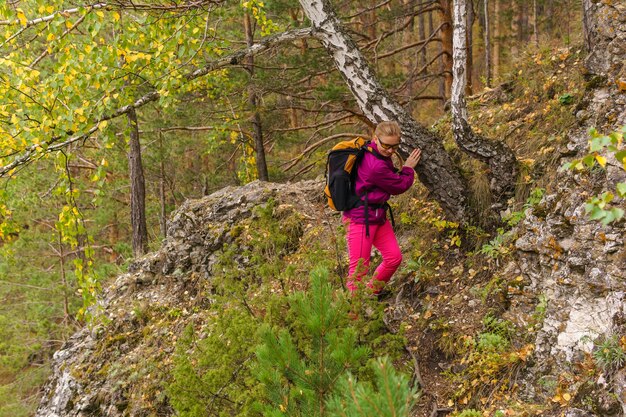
376, 288, 392, 302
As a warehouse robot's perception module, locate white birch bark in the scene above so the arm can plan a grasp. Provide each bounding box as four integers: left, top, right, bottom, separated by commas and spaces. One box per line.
299, 0, 470, 222
451, 0, 518, 211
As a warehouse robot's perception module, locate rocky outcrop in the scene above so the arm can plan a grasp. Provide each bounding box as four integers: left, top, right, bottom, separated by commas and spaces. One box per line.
503, 2, 626, 413
36, 180, 325, 417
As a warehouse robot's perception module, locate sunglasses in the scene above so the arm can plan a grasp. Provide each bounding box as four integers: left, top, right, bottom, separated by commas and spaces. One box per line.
377, 137, 400, 150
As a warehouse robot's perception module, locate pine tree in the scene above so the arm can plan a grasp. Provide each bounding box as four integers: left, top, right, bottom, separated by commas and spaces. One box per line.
255, 268, 368, 416
254, 268, 417, 416
327, 357, 419, 417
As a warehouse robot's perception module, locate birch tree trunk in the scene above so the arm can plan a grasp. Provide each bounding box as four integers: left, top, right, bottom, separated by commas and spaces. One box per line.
299, 0, 469, 222
466, 0, 474, 95
127, 107, 148, 256
451, 0, 518, 211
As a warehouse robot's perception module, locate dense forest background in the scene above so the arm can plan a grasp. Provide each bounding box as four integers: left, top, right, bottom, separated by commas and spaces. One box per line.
0, 0, 603, 415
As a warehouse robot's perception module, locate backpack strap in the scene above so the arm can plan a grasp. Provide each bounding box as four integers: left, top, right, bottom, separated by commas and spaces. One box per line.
363, 191, 370, 238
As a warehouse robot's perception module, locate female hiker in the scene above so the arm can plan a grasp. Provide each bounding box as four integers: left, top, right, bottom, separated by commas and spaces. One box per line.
343, 121, 421, 295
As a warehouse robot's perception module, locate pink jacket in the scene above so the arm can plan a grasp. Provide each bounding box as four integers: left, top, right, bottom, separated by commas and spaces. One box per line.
343, 142, 415, 224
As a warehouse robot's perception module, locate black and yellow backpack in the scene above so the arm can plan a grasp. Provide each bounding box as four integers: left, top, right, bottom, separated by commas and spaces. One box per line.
324, 137, 372, 211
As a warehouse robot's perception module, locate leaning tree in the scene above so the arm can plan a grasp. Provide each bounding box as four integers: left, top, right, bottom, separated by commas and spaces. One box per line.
1, 0, 555, 226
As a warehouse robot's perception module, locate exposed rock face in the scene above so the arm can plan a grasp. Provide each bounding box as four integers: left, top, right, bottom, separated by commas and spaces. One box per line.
36, 180, 325, 417
584, 0, 626, 82
505, 2, 626, 413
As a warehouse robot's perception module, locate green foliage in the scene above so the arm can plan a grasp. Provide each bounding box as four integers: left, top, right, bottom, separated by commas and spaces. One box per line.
592, 335, 626, 373
528, 294, 548, 332
502, 187, 545, 227
430, 218, 461, 247
562, 126, 626, 225
53, 153, 101, 320
255, 267, 370, 416
444, 313, 531, 406
558, 93, 574, 105
403, 253, 435, 283
167, 309, 260, 417
326, 357, 419, 417
478, 229, 513, 259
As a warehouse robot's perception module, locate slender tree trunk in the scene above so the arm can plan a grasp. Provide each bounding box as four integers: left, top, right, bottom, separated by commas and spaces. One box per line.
582, 0, 592, 52
57, 232, 70, 324
565, 0, 571, 45
493, 0, 500, 81
510, 0, 520, 58
466, 0, 475, 95
438, 0, 454, 99
243, 12, 269, 181
109, 211, 119, 263
405, 0, 416, 112
532, 0, 538, 47
418, 0, 427, 72
546, 0, 554, 36
158, 132, 167, 238
451, 0, 518, 211
127, 107, 148, 256
484, 0, 492, 87
299, 0, 470, 223
432, 7, 446, 104
520, 0, 528, 42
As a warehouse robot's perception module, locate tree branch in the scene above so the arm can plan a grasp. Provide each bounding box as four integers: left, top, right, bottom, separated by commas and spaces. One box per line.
0, 3, 108, 26
0, 27, 314, 177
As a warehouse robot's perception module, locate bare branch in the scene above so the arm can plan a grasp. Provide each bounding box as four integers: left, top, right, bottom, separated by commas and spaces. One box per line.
0, 1, 223, 27
282, 132, 362, 171
187, 27, 314, 80
0, 3, 108, 26
273, 113, 353, 132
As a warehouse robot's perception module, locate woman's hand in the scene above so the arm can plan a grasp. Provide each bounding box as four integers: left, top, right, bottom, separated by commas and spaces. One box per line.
403, 148, 422, 169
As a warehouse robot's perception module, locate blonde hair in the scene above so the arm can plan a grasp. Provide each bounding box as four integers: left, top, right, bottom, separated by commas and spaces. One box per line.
374, 121, 401, 138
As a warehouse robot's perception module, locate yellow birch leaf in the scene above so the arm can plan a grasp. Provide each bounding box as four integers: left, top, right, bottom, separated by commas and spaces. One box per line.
113, 12, 120, 21
595, 154, 607, 167
47, 33, 55, 42
96, 10, 105, 18
65, 20, 73, 29
563, 393, 571, 401
46, 6, 55, 13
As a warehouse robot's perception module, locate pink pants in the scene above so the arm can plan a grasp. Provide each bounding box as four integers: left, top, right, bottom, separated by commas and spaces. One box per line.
344, 218, 402, 293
